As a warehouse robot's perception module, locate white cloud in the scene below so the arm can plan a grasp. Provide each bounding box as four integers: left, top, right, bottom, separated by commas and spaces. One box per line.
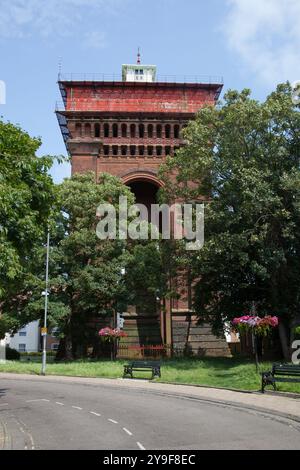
223, 0, 300, 86
0, 0, 124, 39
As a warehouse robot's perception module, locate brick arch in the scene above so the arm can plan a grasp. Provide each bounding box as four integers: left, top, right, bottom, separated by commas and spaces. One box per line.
121, 170, 163, 187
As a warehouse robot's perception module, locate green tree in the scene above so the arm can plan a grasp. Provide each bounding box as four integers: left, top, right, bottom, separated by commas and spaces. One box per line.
46, 172, 136, 359
160, 84, 300, 359
0, 120, 58, 337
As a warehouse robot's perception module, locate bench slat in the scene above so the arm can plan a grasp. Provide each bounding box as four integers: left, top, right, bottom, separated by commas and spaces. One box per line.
272, 377, 300, 383
262, 363, 300, 392
123, 360, 161, 379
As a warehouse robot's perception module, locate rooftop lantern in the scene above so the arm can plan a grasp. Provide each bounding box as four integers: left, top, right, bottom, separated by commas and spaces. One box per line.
122, 48, 156, 83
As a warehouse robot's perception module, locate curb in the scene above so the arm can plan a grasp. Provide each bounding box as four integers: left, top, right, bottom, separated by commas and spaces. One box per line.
1, 372, 300, 427
155, 380, 300, 399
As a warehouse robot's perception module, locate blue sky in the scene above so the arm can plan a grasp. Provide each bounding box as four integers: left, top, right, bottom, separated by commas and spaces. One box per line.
1, 0, 299, 182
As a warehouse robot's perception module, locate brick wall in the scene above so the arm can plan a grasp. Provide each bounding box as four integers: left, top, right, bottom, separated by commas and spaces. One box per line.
63, 81, 219, 114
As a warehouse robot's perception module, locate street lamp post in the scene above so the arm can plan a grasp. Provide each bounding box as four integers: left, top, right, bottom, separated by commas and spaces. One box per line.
41, 230, 50, 376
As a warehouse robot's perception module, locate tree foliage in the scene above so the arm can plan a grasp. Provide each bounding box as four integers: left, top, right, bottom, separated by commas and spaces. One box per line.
160, 83, 300, 355
0, 120, 58, 336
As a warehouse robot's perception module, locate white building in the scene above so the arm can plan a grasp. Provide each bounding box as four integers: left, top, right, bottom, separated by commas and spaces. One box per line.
5, 320, 40, 353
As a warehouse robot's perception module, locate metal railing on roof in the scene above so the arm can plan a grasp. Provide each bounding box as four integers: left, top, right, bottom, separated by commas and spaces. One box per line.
58, 73, 223, 84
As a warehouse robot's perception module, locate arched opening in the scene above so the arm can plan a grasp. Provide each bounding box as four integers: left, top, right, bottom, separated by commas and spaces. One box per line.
165, 124, 171, 138
112, 123, 118, 138
104, 123, 109, 138
148, 124, 153, 138
147, 145, 153, 156
156, 124, 162, 138
130, 124, 136, 138
174, 124, 180, 139
94, 123, 100, 138
84, 123, 91, 137
121, 124, 127, 138
156, 146, 162, 157
75, 123, 82, 137
127, 179, 159, 219
139, 124, 144, 138
124, 176, 165, 338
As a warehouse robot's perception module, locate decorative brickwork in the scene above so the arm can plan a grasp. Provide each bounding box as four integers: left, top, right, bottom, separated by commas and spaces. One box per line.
56, 74, 230, 357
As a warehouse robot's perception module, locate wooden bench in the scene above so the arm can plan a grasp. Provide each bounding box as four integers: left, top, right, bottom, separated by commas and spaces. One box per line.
123, 360, 161, 379
261, 363, 300, 393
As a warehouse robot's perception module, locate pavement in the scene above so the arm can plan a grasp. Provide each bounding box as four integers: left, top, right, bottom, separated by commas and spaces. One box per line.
0, 372, 300, 450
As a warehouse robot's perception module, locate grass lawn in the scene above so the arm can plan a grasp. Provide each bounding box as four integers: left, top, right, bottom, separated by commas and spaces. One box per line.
0, 357, 299, 393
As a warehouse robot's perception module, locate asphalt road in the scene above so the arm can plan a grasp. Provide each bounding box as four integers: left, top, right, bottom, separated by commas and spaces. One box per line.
0, 375, 300, 450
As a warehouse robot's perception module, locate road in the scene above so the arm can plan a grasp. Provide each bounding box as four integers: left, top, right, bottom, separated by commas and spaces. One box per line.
0, 374, 300, 450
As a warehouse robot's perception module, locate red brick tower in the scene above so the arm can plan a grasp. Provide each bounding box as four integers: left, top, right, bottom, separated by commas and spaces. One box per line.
56, 60, 231, 357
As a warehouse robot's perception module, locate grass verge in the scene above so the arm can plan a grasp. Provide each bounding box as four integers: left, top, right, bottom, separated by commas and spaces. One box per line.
0, 357, 299, 393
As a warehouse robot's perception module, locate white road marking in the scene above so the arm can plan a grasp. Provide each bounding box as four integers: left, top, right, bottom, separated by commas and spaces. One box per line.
90, 411, 101, 417
18, 418, 35, 450
137, 441, 145, 450
123, 427, 133, 436
21, 397, 141, 449
26, 399, 49, 403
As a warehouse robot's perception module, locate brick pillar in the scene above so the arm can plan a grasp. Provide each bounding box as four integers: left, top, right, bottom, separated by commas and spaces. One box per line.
99, 122, 104, 139
170, 123, 174, 139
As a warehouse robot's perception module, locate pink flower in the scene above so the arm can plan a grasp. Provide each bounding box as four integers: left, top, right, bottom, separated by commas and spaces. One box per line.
99, 327, 127, 339
231, 314, 279, 335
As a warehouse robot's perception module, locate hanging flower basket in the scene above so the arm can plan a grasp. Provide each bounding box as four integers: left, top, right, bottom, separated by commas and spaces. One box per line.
232, 315, 279, 337
232, 315, 279, 372
99, 327, 127, 341
98, 327, 128, 361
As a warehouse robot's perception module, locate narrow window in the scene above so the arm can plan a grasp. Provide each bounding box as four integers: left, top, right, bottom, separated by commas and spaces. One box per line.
130, 145, 136, 156
147, 146, 153, 156
156, 146, 162, 156
130, 124, 136, 138
165, 146, 171, 156
148, 124, 153, 138
174, 124, 180, 139
112, 145, 118, 156
121, 124, 127, 138
139, 124, 144, 138
94, 123, 100, 138
156, 125, 162, 138
112, 123, 118, 138
103, 145, 109, 156
139, 145, 144, 156
104, 123, 109, 138
165, 124, 171, 138
84, 123, 91, 137
121, 146, 127, 156
75, 123, 82, 137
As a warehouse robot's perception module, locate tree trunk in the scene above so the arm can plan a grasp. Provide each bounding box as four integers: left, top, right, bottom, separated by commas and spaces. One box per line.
64, 332, 73, 361
56, 333, 74, 361
278, 322, 290, 361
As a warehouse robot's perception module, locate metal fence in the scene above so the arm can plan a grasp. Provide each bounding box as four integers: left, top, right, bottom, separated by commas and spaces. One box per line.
58, 73, 223, 85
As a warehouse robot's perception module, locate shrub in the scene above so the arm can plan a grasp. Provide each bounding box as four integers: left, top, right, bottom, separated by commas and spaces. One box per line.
19, 351, 57, 357
5, 346, 20, 360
